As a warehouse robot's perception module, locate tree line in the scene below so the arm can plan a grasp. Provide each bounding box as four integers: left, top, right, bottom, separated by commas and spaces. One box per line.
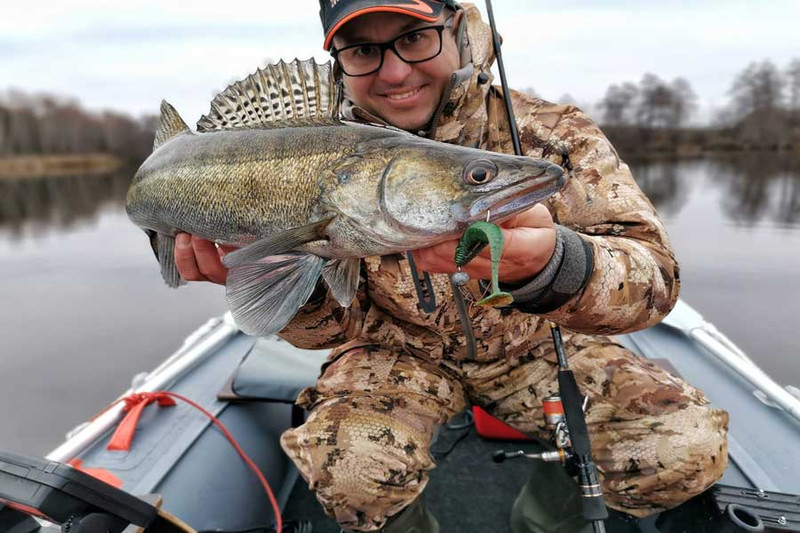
2, 57, 799, 163
596, 58, 800, 155
0, 90, 156, 163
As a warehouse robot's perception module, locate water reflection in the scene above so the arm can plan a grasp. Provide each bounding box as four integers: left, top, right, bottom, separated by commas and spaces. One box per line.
710, 154, 800, 227
629, 159, 687, 218
631, 154, 800, 228
0, 168, 134, 239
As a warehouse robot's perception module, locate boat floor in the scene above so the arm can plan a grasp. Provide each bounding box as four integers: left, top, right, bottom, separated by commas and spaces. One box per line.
282, 424, 652, 533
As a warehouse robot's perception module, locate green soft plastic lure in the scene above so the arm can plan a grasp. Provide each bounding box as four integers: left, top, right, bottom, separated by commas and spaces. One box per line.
454, 221, 514, 307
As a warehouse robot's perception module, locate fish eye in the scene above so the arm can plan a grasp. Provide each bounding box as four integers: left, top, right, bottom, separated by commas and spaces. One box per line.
463, 160, 498, 185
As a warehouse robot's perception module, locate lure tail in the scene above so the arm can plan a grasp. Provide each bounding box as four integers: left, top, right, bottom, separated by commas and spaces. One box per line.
454, 221, 513, 307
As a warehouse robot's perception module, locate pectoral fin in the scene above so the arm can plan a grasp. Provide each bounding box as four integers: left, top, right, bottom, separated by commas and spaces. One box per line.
222, 218, 332, 269
322, 257, 361, 307
226, 252, 325, 337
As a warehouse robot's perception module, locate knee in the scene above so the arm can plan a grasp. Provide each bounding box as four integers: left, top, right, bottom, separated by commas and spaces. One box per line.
281, 397, 436, 530
599, 405, 729, 517
668, 405, 730, 496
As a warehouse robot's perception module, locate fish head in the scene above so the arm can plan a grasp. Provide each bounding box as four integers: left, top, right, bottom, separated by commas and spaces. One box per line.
322, 134, 565, 253
377, 139, 566, 239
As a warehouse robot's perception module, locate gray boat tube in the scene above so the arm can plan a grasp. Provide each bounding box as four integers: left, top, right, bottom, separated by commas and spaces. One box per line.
47, 313, 240, 463
662, 299, 800, 423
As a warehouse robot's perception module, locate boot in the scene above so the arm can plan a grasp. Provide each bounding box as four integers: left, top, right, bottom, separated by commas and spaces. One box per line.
341, 496, 440, 533
510, 460, 593, 533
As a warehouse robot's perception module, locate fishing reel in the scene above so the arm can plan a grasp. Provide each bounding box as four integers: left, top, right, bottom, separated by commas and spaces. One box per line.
492, 394, 580, 471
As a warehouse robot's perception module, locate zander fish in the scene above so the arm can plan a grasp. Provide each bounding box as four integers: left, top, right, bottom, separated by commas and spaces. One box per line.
127, 59, 566, 337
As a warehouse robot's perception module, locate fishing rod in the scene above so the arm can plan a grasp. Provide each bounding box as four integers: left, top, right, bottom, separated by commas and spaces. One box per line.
483, 1, 609, 531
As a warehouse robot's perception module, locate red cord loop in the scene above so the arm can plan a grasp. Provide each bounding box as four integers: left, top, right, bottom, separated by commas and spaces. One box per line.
108, 393, 175, 452
104, 390, 283, 533
123, 392, 176, 411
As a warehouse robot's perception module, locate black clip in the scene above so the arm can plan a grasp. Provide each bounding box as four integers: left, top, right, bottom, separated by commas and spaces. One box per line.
406, 252, 437, 313
560, 149, 573, 172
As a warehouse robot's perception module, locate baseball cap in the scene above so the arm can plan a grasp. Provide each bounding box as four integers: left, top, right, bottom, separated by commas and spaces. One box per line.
320, 0, 457, 50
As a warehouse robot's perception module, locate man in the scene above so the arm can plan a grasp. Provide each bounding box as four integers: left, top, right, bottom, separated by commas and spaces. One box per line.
175, 1, 729, 532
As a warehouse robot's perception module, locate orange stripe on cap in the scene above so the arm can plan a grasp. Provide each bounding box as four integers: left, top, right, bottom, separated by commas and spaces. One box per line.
324, 6, 440, 50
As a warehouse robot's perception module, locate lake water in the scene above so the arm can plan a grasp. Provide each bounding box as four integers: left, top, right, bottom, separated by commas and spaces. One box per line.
1, 155, 799, 456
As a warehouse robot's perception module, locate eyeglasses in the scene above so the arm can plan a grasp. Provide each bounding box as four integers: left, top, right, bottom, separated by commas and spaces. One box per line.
331, 19, 453, 77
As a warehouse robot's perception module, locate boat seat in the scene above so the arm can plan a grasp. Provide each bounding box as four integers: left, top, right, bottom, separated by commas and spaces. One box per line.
218, 337, 330, 404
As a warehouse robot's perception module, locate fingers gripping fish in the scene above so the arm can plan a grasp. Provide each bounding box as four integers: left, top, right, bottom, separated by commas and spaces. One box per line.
126, 59, 565, 337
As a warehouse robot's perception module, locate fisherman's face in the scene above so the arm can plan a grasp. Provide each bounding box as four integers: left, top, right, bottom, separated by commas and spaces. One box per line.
331, 10, 462, 132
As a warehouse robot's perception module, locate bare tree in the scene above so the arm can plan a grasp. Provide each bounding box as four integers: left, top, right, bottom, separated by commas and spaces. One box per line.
636, 75, 697, 129
636, 73, 677, 129
787, 58, 800, 112
40, 102, 104, 154
725, 60, 794, 147
0, 106, 11, 154
729, 60, 785, 118
599, 82, 638, 126
8, 109, 42, 153
668, 77, 697, 128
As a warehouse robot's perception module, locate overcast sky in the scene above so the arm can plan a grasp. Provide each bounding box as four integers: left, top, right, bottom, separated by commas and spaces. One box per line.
3, 1, 799, 124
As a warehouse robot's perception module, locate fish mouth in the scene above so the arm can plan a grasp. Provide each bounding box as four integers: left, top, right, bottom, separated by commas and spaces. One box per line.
468, 172, 566, 222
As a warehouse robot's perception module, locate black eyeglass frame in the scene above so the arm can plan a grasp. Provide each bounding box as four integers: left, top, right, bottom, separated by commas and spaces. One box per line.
331, 19, 453, 77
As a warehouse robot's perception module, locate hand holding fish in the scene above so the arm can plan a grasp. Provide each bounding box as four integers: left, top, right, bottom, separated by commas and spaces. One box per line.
174, 233, 236, 285
411, 204, 556, 284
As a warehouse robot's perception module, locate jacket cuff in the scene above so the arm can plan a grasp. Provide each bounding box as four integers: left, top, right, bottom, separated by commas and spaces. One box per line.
502, 225, 594, 313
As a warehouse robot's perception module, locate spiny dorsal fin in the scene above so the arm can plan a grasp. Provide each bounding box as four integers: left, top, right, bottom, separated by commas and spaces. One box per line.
196, 58, 337, 133
154, 100, 190, 150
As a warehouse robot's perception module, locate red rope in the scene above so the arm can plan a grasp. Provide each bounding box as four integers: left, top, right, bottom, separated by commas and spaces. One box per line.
106, 391, 283, 533
107, 393, 176, 451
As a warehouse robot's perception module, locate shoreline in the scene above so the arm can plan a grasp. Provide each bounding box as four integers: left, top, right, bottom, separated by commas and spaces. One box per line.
0, 147, 796, 179
623, 147, 800, 162
0, 154, 124, 179
603, 124, 800, 162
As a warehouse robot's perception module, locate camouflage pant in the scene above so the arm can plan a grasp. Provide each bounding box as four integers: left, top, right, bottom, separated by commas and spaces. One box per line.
280, 334, 729, 531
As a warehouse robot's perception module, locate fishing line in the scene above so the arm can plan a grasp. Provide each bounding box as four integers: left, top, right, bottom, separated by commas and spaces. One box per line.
484, 1, 608, 530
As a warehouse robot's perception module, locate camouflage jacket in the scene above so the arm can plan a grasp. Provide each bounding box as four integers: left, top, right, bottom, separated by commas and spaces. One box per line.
279, 3, 680, 362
